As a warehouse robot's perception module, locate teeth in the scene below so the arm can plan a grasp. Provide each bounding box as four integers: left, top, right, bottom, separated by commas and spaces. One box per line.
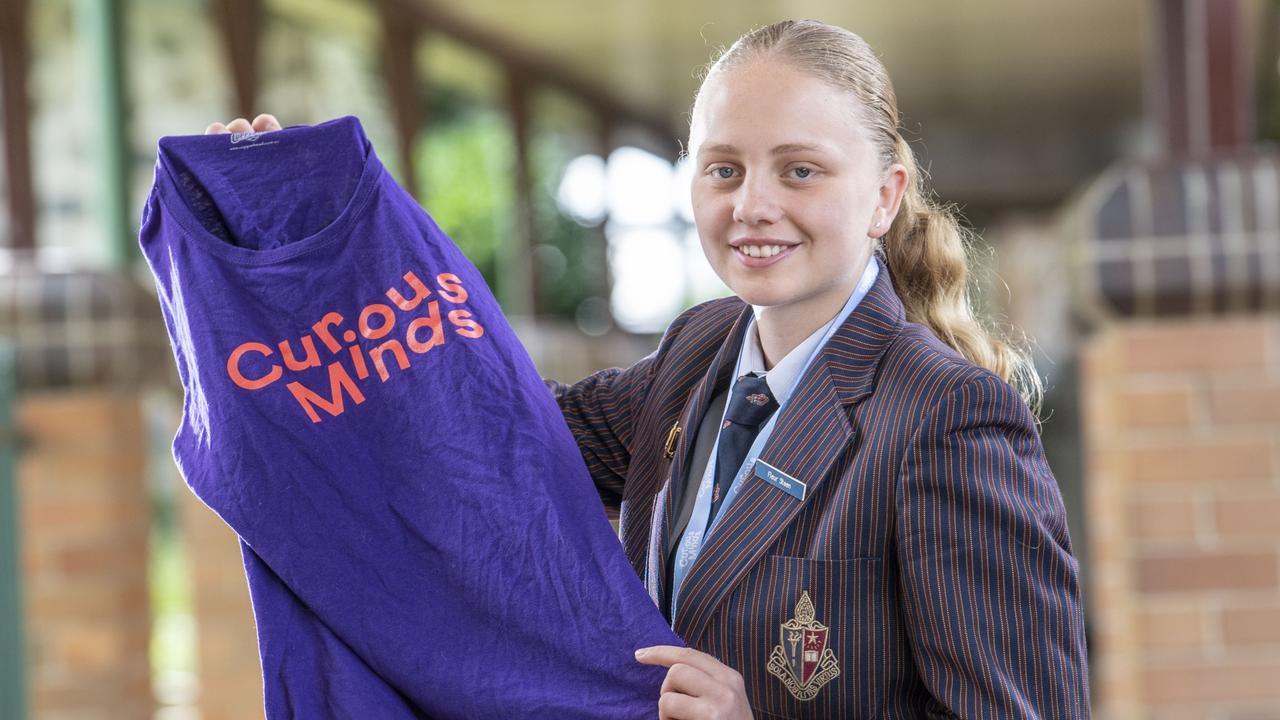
736, 244, 785, 258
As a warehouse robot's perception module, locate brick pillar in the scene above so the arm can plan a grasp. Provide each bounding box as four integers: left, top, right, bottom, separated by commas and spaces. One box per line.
1082, 317, 1280, 717
179, 469, 263, 719
16, 390, 152, 718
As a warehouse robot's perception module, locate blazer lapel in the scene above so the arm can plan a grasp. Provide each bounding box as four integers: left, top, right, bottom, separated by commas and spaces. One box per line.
671, 362, 852, 642
646, 303, 752, 617
671, 256, 905, 643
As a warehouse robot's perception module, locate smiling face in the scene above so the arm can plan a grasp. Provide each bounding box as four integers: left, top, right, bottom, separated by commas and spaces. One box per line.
689, 59, 903, 319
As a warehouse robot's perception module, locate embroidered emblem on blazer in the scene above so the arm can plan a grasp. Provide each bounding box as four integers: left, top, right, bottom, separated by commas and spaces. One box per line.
766, 591, 839, 700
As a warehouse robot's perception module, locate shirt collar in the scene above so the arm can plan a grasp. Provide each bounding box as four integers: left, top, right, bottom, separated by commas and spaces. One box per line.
735, 257, 880, 403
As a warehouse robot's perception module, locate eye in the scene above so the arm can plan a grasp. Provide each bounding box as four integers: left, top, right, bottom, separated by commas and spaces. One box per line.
710, 166, 737, 180
789, 166, 816, 180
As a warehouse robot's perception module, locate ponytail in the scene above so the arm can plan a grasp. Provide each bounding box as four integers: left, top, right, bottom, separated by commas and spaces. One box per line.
880, 136, 1044, 417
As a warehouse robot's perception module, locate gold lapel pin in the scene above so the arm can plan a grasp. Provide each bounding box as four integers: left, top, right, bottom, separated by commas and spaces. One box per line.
662, 422, 682, 459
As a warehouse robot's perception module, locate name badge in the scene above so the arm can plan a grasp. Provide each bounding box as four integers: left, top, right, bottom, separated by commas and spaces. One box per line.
754, 460, 806, 501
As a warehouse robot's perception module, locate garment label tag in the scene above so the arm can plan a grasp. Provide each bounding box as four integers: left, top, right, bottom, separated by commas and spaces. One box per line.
754, 460, 806, 501
228, 130, 280, 151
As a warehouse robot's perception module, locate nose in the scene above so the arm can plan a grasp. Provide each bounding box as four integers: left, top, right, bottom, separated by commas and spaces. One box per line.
732, 174, 783, 225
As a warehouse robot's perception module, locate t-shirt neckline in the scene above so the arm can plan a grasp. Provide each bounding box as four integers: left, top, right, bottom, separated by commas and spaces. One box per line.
152, 116, 383, 266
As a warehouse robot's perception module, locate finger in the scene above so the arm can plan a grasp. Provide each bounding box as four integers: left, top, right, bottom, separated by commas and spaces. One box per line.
659, 662, 720, 699
205, 121, 229, 135
637, 645, 737, 683
251, 113, 281, 132
657, 691, 708, 720
635, 645, 693, 669
226, 117, 252, 133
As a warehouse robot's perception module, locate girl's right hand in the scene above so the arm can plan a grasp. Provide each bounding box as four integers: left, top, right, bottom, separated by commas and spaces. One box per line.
205, 113, 281, 135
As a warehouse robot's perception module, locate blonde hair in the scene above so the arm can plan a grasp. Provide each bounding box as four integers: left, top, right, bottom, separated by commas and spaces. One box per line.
691, 19, 1044, 417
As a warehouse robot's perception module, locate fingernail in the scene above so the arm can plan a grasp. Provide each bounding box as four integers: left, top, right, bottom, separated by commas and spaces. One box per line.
634, 648, 647, 658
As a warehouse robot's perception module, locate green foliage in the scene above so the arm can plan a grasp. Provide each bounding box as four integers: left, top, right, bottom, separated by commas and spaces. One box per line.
530, 130, 601, 319
415, 104, 516, 288
148, 526, 195, 676
413, 86, 600, 321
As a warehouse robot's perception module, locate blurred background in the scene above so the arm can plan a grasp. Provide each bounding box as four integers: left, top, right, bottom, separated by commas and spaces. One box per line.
1, 0, 1279, 717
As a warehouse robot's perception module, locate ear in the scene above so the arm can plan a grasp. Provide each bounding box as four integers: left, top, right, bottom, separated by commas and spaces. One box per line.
869, 163, 909, 238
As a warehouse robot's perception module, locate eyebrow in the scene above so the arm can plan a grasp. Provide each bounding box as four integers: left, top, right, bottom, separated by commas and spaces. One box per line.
698, 142, 827, 156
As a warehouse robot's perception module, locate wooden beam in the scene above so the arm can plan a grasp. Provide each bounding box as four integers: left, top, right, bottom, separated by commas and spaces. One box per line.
1150, 0, 1251, 156
504, 70, 538, 317
382, 0, 680, 155
1204, 0, 1252, 147
378, 0, 423, 200
1258, 0, 1280, 141
1151, 0, 1190, 153
0, 0, 34, 254
212, 0, 264, 119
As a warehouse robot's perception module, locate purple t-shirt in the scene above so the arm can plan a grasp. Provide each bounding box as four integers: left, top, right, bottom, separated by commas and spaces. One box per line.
139, 115, 680, 718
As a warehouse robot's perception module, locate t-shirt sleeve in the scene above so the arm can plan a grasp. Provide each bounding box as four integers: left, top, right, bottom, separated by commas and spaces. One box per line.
546, 304, 700, 511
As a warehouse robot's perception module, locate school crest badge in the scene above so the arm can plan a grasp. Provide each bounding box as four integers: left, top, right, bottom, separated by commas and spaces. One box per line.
766, 591, 839, 700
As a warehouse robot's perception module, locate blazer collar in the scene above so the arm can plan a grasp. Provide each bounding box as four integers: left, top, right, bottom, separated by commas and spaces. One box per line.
689, 254, 907, 400
704, 254, 905, 407
820, 254, 905, 406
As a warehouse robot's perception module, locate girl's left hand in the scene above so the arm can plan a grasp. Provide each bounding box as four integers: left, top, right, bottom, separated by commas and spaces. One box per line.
635, 645, 755, 720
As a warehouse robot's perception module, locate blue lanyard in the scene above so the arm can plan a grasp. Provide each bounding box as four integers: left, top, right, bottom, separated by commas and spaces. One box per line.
668, 259, 878, 619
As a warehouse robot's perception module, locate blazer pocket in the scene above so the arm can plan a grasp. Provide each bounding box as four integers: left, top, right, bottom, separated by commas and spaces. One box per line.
728, 555, 889, 720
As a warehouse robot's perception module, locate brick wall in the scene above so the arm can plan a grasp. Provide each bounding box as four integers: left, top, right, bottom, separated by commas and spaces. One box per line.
1083, 316, 1280, 718
179, 481, 263, 720
17, 390, 152, 719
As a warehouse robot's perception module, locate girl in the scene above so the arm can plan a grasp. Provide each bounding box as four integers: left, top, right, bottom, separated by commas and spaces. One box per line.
210, 19, 1088, 719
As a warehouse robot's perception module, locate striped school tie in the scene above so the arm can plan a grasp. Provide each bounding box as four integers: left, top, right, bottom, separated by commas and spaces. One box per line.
708, 372, 779, 523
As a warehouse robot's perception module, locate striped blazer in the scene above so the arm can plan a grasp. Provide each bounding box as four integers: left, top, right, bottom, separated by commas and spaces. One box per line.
549, 258, 1090, 719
